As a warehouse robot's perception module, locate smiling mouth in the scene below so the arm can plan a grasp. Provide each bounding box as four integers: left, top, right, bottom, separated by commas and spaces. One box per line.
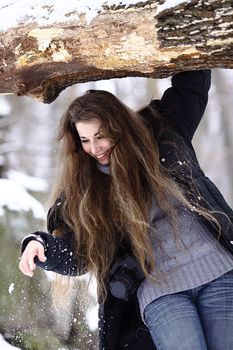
96, 150, 109, 160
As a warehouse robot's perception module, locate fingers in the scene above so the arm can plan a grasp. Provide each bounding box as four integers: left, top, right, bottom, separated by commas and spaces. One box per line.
37, 244, 47, 263
19, 240, 46, 277
19, 254, 34, 277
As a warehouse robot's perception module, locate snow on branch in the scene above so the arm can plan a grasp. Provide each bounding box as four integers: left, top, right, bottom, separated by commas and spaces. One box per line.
0, 0, 232, 103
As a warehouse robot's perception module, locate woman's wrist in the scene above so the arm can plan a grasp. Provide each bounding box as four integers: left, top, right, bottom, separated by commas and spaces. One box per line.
21, 233, 47, 254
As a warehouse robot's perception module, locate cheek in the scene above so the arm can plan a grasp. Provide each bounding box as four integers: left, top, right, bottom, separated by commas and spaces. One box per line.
81, 144, 90, 154
106, 140, 113, 149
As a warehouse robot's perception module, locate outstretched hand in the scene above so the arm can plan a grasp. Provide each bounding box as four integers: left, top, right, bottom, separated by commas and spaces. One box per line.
19, 240, 46, 277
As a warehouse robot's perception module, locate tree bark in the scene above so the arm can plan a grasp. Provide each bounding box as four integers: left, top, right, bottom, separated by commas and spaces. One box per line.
0, 0, 232, 103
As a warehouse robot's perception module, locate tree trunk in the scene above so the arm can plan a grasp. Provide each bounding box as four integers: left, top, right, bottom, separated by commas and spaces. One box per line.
0, 0, 232, 103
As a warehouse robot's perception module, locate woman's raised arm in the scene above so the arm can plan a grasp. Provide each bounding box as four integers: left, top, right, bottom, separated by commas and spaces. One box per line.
155, 70, 211, 141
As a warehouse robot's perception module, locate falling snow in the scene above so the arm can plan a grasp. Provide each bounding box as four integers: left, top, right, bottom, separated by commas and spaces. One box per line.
8, 283, 15, 294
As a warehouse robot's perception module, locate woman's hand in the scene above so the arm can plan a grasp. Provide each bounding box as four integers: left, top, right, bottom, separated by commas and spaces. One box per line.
19, 240, 46, 277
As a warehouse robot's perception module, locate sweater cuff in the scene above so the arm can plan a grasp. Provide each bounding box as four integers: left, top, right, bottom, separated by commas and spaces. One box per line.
21, 232, 47, 254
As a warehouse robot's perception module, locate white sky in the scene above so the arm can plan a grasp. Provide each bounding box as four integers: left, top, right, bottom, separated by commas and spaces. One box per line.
0, 98, 12, 115
156, 0, 189, 14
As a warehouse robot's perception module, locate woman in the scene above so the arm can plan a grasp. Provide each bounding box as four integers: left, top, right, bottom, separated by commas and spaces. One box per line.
19, 70, 233, 350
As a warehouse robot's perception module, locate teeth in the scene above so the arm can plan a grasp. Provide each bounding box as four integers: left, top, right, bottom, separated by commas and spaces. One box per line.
96, 151, 108, 159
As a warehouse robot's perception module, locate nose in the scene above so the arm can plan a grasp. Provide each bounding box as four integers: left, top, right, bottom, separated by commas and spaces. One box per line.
90, 141, 100, 155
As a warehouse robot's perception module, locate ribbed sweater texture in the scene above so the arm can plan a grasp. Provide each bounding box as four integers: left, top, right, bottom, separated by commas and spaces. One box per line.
98, 163, 233, 321
137, 200, 233, 320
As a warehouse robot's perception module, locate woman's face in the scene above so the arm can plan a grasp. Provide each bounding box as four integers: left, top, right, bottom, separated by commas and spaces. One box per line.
76, 119, 113, 165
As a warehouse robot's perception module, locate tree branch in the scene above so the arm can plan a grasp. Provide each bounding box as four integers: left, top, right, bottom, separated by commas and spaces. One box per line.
0, 0, 232, 103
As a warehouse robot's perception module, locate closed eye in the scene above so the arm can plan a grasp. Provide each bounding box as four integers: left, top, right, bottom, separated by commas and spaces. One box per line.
81, 139, 89, 143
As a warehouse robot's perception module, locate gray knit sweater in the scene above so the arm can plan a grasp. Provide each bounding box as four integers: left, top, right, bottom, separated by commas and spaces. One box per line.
137, 197, 233, 320
97, 164, 233, 320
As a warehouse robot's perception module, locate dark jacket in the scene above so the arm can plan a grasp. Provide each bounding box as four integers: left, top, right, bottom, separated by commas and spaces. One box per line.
157, 70, 233, 254
22, 70, 233, 350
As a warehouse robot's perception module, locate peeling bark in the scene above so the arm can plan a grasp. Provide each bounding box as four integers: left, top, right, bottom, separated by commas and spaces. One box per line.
0, 0, 232, 103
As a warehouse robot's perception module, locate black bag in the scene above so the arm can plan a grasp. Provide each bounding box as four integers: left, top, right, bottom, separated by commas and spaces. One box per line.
99, 292, 156, 350
119, 326, 155, 350
118, 294, 156, 350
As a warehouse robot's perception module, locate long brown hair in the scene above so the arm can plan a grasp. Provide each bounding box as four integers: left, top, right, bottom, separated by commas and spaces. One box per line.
49, 90, 218, 300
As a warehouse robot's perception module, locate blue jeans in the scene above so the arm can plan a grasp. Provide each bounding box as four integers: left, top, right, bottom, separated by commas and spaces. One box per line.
144, 270, 233, 350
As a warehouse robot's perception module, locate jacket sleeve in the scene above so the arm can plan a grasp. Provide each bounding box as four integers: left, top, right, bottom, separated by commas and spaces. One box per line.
21, 230, 86, 276
21, 199, 87, 276
157, 70, 211, 141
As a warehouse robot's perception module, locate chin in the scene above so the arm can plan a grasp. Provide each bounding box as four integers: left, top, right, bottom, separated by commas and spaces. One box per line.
99, 159, 110, 165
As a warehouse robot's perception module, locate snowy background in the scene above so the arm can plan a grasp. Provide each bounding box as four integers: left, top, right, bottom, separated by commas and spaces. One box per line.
1, 0, 233, 348
1, 69, 233, 349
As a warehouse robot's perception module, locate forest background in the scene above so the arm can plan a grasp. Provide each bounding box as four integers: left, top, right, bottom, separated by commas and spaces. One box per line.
0, 0, 233, 349
0, 68, 233, 350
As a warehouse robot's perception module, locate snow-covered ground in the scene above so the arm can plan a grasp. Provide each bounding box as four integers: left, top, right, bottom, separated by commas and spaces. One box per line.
0, 335, 21, 350
0, 176, 46, 219
6, 170, 48, 193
